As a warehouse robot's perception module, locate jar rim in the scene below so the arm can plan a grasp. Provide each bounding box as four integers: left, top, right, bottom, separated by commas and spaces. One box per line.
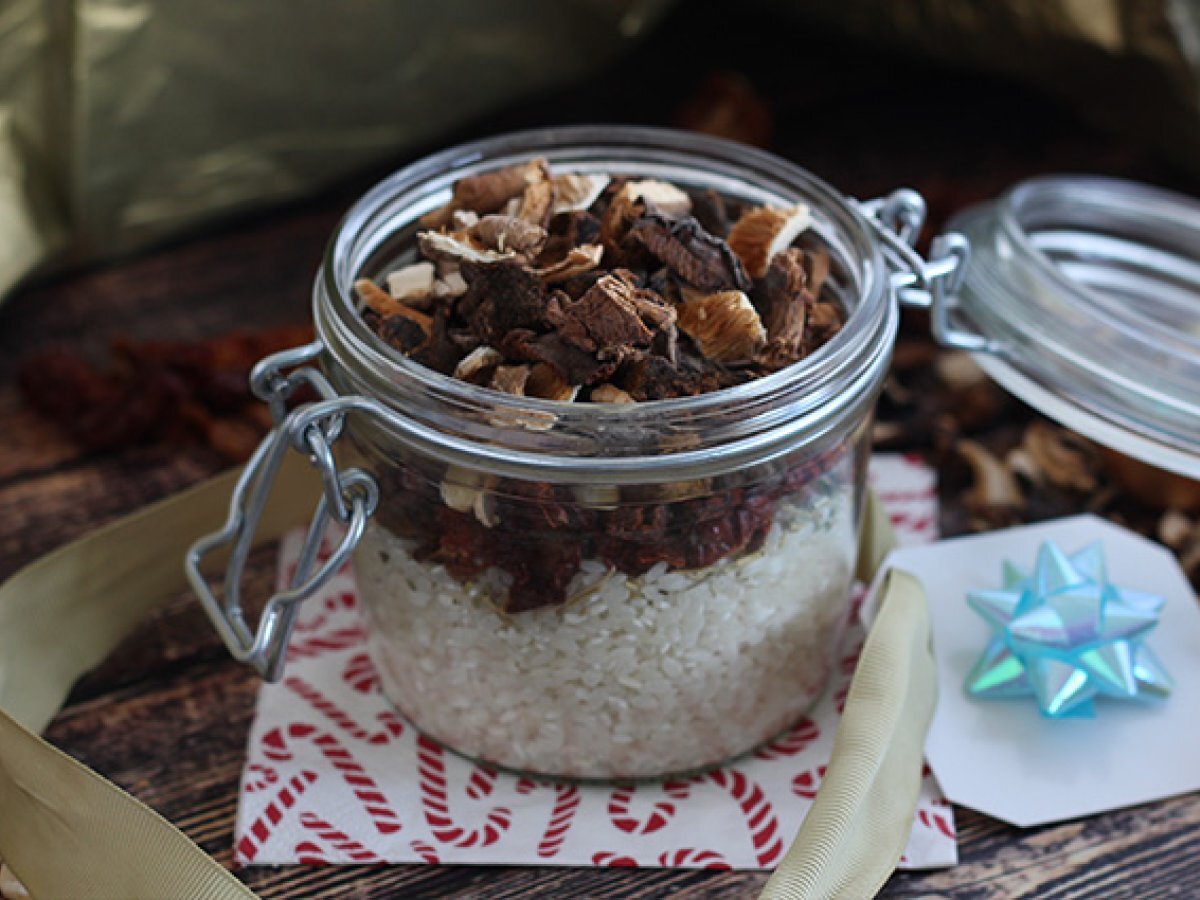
313, 125, 897, 480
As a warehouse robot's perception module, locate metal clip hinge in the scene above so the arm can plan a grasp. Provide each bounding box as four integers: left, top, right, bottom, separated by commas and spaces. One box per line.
186, 343, 381, 681
857, 190, 1000, 354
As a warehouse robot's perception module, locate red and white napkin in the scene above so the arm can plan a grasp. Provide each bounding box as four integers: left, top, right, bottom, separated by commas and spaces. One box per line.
234, 453, 955, 870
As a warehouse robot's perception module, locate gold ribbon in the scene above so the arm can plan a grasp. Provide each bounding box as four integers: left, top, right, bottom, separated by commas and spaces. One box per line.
0, 469, 935, 899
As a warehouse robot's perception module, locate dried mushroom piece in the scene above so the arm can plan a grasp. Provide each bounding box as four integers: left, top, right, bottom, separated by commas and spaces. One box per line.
547, 272, 656, 353
418, 230, 516, 265
490, 363, 532, 396
957, 439, 1025, 519
534, 243, 604, 282
355, 279, 433, 338
423, 158, 551, 227
356, 277, 403, 316
806, 301, 843, 345
471, 215, 548, 257
1019, 422, 1097, 492
513, 176, 556, 226
600, 179, 693, 250
551, 173, 610, 214
386, 261, 436, 305
754, 249, 808, 360
727, 204, 811, 278
623, 179, 693, 216
589, 383, 636, 404
627, 212, 752, 293
677, 290, 767, 363
526, 362, 578, 401
453, 345, 503, 384
460, 261, 552, 344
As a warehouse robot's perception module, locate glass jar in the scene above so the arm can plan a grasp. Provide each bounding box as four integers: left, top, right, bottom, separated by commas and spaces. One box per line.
189, 126, 956, 780
946, 176, 1200, 480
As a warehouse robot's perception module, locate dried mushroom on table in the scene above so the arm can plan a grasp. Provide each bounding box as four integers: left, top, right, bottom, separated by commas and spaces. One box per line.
877, 344, 1200, 590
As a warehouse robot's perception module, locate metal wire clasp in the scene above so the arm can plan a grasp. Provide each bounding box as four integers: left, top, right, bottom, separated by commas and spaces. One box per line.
857, 190, 998, 353
185, 341, 380, 681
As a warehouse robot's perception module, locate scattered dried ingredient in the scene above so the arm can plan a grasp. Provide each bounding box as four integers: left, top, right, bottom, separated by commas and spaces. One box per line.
957, 438, 1025, 525
1019, 421, 1097, 493
1159, 510, 1193, 549
878, 330, 1200, 589
18, 324, 313, 463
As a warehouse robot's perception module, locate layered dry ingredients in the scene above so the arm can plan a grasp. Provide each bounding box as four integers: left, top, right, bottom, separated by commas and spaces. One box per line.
356, 491, 854, 778
351, 158, 856, 776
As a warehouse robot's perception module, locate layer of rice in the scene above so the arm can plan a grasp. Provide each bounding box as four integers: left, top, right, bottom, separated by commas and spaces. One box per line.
354, 490, 855, 779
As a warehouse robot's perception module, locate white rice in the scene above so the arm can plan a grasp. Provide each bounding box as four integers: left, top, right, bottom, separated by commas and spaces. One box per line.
354, 490, 855, 779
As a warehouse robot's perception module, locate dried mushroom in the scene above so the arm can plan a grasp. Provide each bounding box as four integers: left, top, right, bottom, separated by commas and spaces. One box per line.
526, 362, 578, 401
677, 291, 767, 363
958, 439, 1025, 520
418, 230, 516, 265
551, 173, 610, 214
727, 204, 811, 278
534, 244, 604, 282
355, 278, 433, 341
491, 364, 532, 396
457, 159, 547, 212
364, 158, 847, 407
386, 261, 436, 304
1020, 422, 1097, 493
453, 345, 503, 383
589, 383, 635, 404
471, 215, 548, 256
363, 160, 844, 430
627, 212, 752, 293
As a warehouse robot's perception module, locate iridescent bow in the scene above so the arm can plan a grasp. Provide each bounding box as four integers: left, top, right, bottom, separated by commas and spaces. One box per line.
965, 541, 1172, 718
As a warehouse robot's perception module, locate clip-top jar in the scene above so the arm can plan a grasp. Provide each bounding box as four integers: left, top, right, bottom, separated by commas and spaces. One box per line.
188, 126, 959, 779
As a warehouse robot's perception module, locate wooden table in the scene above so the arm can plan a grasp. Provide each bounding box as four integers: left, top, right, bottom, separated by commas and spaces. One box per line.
4, 7, 1200, 895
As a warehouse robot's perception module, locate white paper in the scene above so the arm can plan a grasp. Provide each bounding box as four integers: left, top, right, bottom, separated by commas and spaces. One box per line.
864, 514, 1200, 827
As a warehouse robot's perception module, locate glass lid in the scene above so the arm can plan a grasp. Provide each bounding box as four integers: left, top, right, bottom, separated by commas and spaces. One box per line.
946, 175, 1200, 480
